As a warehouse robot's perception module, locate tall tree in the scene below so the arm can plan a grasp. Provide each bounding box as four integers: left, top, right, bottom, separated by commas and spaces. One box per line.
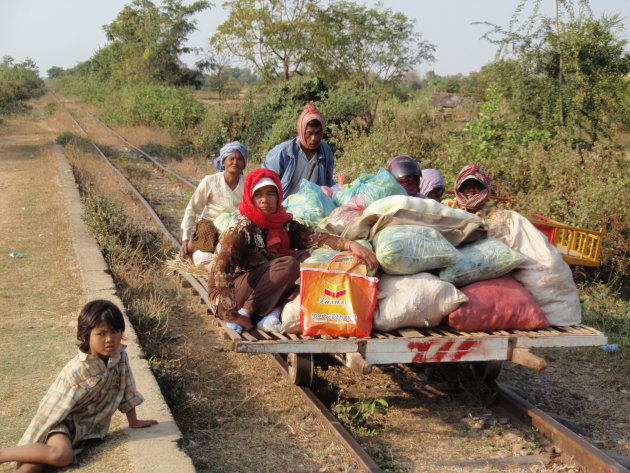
211, 0, 319, 82
312, 1, 435, 90
103, 0, 210, 85
477, 1, 629, 147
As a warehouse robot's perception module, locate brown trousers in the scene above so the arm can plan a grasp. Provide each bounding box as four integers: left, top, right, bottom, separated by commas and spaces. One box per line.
234, 250, 310, 320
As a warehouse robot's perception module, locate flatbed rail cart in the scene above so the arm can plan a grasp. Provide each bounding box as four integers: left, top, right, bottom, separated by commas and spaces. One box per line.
181, 269, 607, 387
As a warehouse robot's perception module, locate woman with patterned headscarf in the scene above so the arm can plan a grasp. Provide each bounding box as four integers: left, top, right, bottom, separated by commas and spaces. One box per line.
262, 104, 335, 197
208, 168, 377, 334
179, 141, 248, 265
442, 164, 495, 217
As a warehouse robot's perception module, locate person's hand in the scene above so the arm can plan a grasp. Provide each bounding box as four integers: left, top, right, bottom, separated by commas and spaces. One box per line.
345, 241, 379, 270
129, 419, 159, 429
179, 240, 192, 259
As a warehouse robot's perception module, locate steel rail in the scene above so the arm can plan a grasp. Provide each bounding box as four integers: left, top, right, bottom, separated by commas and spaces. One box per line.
494, 381, 630, 473
60, 102, 182, 249
52, 90, 196, 190
85, 111, 196, 189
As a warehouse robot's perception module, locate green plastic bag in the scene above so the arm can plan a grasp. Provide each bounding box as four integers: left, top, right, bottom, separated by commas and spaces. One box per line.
373, 225, 461, 275
439, 238, 524, 287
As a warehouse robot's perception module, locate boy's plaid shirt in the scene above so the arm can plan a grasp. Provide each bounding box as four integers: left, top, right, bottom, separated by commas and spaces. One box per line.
19, 345, 143, 446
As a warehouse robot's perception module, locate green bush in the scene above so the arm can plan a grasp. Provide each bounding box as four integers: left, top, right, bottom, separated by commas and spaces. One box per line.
0, 61, 46, 114
329, 90, 449, 181
118, 83, 207, 134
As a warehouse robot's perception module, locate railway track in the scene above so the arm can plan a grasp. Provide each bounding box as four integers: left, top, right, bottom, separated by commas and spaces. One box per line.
54, 94, 629, 473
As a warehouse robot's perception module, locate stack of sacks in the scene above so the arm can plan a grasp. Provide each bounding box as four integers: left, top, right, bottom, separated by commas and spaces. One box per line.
283, 179, 336, 227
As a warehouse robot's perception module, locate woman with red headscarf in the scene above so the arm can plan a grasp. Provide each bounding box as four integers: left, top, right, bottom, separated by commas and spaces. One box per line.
442, 164, 496, 217
262, 104, 335, 197
208, 168, 377, 333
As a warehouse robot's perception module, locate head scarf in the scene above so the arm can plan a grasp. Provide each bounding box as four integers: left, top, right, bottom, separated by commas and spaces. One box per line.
454, 164, 492, 210
214, 141, 248, 171
297, 104, 325, 149
238, 168, 293, 256
419, 168, 445, 200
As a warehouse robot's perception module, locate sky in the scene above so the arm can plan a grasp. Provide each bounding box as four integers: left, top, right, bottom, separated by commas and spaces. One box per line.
1, 0, 629, 78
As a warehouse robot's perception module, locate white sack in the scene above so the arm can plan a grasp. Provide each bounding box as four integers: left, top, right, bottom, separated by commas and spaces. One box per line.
374, 272, 468, 331
487, 210, 581, 326
280, 296, 302, 334
365, 194, 479, 220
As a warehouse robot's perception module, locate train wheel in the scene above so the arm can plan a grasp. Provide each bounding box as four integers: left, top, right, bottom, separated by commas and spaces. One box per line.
288, 353, 313, 387
471, 361, 503, 383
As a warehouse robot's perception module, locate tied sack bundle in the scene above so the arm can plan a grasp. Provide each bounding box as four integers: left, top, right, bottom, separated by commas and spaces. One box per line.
373, 225, 461, 275
439, 237, 524, 287
447, 275, 549, 332
487, 210, 581, 326
300, 254, 378, 338
374, 273, 468, 331
189, 219, 220, 253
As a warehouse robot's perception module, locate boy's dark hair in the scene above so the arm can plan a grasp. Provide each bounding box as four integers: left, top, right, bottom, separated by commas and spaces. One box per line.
77, 300, 125, 353
306, 119, 322, 129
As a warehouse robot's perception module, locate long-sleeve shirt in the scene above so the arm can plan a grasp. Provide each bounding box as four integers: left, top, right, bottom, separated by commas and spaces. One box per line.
180, 172, 244, 240
208, 213, 349, 321
262, 137, 334, 197
19, 346, 143, 446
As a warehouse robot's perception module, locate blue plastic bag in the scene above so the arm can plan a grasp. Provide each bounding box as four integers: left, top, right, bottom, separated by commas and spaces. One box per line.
283, 179, 336, 227
333, 168, 407, 207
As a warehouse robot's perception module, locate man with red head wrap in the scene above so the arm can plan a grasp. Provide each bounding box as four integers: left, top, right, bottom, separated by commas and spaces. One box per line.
262, 104, 335, 197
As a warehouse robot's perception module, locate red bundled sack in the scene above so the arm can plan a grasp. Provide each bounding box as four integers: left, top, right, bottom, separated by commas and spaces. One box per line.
447, 275, 549, 331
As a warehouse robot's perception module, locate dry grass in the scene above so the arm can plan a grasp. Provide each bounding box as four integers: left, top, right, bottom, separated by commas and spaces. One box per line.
0, 100, 131, 472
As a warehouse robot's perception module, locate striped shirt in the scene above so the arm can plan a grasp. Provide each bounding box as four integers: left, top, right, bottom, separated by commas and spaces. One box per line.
19, 345, 143, 446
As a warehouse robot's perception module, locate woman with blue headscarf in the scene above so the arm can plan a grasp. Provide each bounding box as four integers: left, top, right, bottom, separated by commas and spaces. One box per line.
179, 141, 247, 265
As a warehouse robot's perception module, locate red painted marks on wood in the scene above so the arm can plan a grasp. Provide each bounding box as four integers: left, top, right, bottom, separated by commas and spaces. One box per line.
408, 339, 481, 363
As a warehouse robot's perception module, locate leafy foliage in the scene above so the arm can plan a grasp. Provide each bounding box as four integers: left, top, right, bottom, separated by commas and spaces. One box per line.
0, 56, 46, 114
331, 397, 388, 436
103, 0, 210, 86
478, 3, 630, 148
312, 1, 435, 89
211, 0, 319, 82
